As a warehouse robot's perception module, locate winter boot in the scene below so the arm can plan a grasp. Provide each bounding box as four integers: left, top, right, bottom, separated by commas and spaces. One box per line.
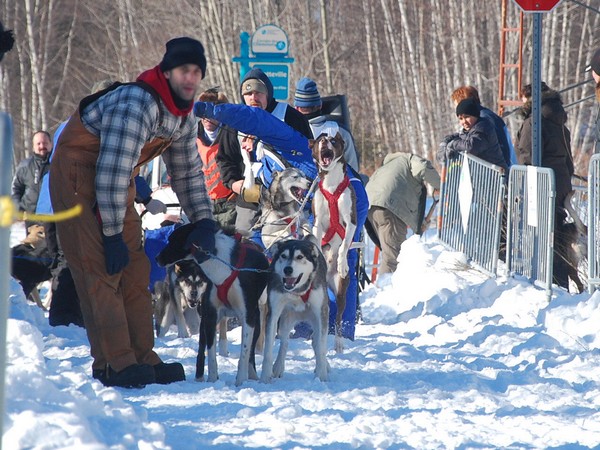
92, 363, 155, 388
153, 362, 186, 384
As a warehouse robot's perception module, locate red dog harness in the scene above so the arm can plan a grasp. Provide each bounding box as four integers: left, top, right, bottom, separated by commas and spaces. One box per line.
283, 217, 298, 238
318, 175, 350, 247
216, 243, 247, 308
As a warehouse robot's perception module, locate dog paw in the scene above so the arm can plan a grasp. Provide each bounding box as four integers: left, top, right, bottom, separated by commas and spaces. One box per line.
235, 375, 248, 387
207, 374, 218, 383
260, 374, 272, 383
272, 362, 285, 378
315, 370, 329, 382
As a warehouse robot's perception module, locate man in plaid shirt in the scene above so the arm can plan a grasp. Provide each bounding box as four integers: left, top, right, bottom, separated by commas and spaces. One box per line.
50, 37, 214, 388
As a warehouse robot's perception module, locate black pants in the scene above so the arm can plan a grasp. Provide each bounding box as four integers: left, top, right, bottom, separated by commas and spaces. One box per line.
45, 222, 84, 327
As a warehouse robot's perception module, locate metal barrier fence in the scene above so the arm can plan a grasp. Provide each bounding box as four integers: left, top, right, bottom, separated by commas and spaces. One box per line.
588, 154, 600, 293
437, 153, 506, 277
506, 165, 555, 299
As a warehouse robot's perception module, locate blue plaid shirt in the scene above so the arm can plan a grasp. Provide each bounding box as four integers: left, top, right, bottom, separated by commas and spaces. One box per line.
81, 84, 212, 235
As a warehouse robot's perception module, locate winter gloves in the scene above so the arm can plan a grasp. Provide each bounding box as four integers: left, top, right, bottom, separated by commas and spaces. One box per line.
143, 197, 167, 215
193, 101, 214, 119
102, 232, 129, 275
438, 133, 460, 163
184, 218, 219, 257
241, 184, 261, 203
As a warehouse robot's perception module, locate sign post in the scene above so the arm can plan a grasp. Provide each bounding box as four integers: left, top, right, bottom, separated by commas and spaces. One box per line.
232, 24, 294, 101
512, 0, 563, 166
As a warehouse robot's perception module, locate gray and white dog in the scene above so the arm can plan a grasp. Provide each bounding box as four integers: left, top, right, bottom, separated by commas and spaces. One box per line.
261, 237, 330, 382
153, 259, 207, 338
257, 167, 311, 249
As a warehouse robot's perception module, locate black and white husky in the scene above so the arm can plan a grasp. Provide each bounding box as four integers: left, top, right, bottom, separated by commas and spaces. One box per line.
156, 222, 269, 386
261, 238, 330, 382
256, 167, 311, 249
153, 260, 207, 339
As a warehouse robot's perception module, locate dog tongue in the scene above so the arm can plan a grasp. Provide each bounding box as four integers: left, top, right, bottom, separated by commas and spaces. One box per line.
291, 187, 306, 201
283, 275, 301, 290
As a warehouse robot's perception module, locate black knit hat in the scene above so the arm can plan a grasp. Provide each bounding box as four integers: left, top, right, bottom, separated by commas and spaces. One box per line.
586, 48, 600, 76
0, 21, 15, 63
456, 98, 480, 118
160, 37, 206, 78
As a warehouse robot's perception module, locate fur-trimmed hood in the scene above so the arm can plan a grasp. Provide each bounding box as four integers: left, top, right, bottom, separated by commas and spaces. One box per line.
518, 88, 567, 126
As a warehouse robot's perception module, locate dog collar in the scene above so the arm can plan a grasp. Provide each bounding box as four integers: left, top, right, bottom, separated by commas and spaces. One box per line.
300, 285, 312, 303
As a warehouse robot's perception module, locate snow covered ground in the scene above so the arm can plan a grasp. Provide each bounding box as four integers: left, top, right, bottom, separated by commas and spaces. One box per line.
4, 223, 600, 449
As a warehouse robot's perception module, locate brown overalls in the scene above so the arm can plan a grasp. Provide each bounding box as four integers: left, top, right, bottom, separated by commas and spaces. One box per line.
50, 109, 171, 373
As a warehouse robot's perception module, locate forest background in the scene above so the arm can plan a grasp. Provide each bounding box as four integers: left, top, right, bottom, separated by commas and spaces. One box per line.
1, 0, 599, 176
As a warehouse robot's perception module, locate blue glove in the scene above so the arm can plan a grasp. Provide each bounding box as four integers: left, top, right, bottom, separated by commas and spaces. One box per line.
102, 232, 129, 275
184, 219, 219, 257
193, 101, 214, 119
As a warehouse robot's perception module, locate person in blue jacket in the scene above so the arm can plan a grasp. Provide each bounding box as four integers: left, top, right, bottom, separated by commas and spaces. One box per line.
194, 101, 368, 339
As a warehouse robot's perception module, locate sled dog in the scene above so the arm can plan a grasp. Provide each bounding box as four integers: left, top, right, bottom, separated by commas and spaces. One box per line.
311, 131, 357, 353
261, 237, 330, 382
156, 222, 269, 386
256, 167, 311, 249
153, 259, 207, 338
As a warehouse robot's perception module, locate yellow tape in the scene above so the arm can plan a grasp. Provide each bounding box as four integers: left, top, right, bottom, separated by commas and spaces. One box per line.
18, 204, 83, 223
0, 195, 83, 227
0, 196, 15, 227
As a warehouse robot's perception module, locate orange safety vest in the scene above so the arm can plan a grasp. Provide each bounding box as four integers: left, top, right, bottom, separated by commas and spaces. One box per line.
196, 137, 234, 201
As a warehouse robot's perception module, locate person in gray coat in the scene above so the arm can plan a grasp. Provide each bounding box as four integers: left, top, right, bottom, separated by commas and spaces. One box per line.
366, 152, 440, 275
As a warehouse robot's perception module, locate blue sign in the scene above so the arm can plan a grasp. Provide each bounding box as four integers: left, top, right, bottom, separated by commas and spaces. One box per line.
251, 64, 289, 101
232, 26, 294, 101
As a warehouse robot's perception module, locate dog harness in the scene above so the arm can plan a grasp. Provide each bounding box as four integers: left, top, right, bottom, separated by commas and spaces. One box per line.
318, 175, 351, 246
283, 217, 298, 237
215, 241, 248, 308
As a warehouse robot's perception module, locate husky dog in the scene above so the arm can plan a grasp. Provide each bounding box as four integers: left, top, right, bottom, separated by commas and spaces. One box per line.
261, 238, 330, 382
153, 260, 207, 338
156, 221, 269, 386
256, 167, 311, 249
311, 131, 357, 353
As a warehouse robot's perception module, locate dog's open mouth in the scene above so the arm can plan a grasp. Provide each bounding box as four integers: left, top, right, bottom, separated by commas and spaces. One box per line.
319, 148, 335, 168
290, 186, 307, 202
283, 274, 303, 291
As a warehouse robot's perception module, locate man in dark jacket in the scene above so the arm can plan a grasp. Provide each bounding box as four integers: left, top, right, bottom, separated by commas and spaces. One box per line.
216, 68, 313, 231
515, 82, 575, 289
11, 130, 52, 227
